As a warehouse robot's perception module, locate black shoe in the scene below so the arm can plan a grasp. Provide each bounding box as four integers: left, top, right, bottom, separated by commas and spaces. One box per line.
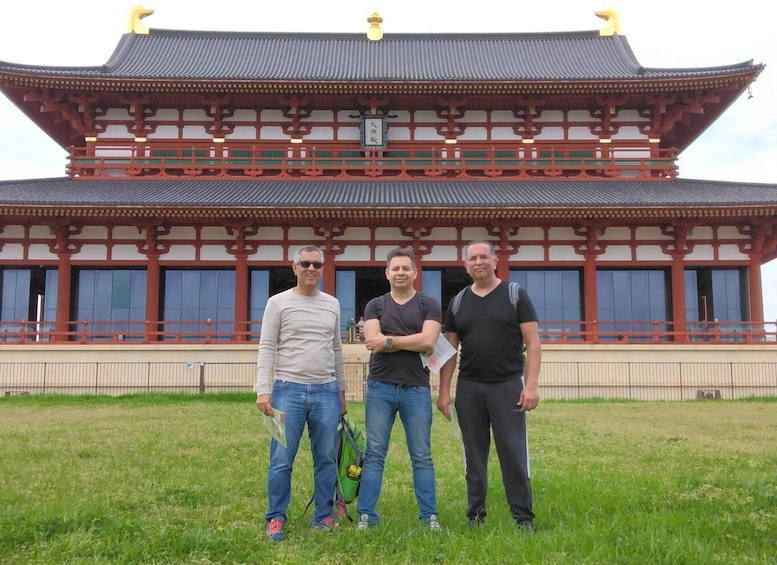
515, 520, 534, 534
467, 516, 484, 530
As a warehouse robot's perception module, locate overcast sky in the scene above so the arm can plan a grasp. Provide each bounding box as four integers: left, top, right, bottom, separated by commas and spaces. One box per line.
1, 1, 775, 322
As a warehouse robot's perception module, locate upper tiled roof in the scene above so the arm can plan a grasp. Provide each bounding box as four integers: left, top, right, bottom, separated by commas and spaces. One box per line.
1, 177, 775, 224
0, 29, 758, 83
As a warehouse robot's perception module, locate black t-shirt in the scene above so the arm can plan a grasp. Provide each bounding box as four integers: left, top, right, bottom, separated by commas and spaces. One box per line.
445, 281, 537, 382
364, 292, 442, 387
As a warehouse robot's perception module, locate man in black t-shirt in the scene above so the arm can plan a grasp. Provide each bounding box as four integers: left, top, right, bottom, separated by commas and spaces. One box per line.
356, 248, 443, 531
438, 240, 541, 533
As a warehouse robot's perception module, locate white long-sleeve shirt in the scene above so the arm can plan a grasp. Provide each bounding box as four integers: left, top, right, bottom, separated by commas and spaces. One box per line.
255, 288, 346, 395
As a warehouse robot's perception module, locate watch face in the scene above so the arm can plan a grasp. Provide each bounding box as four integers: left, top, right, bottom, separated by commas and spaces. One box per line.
385, 338, 393, 348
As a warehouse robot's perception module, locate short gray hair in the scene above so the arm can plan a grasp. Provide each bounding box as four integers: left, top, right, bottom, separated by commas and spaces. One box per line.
292, 245, 324, 264
462, 240, 496, 260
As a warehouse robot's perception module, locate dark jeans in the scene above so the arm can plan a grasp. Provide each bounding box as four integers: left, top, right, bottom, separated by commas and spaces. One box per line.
454, 378, 534, 523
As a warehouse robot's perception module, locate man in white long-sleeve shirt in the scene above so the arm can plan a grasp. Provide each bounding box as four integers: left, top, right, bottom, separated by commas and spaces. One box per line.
256, 244, 347, 541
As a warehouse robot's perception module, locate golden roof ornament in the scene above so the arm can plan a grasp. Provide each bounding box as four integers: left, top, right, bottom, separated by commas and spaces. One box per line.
127, 6, 155, 35
595, 7, 621, 36
367, 12, 384, 41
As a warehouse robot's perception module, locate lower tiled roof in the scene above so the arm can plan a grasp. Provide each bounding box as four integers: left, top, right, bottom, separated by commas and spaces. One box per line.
2, 177, 775, 205
0, 178, 775, 224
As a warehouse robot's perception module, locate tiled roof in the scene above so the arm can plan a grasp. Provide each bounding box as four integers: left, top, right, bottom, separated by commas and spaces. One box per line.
1, 177, 775, 211
0, 29, 758, 82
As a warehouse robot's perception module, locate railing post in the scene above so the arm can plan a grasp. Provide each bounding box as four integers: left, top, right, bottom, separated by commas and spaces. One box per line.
199, 362, 206, 394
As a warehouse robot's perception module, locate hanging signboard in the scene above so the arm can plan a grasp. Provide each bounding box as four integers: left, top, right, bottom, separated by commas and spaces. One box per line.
360, 114, 387, 150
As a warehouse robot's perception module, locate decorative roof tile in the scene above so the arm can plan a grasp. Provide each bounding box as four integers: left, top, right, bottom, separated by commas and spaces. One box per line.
1, 177, 774, 211
0, 29, 758, 83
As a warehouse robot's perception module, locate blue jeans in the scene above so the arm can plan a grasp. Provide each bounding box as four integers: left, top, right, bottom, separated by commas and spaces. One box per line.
265, 380, 340, 524
356, 380, 438, 523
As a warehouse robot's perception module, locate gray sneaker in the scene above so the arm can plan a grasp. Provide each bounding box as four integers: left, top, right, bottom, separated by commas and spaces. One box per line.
357, 514, 371, 530
428, 514, 442, 531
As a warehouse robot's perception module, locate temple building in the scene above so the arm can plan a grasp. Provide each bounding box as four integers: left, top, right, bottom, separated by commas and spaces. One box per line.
0, 7, 775, 345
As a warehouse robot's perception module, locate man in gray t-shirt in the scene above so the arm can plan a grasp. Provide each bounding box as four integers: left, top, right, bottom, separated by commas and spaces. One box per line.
256, 245, 346, 541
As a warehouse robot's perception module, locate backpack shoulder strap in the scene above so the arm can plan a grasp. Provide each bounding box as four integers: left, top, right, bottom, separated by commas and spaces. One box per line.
418, 292, 427, 317
508, 282, 521, 310
450, 287, 468, 317
375, 293, 386, 319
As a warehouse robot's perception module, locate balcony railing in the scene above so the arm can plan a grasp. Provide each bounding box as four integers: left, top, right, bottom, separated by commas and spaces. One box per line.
2, 319, 774, 345
66, 143, 678, 181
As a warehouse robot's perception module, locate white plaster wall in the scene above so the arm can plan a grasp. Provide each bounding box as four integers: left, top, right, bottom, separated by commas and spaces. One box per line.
547, 227, 576, 240
198, 246, 232, 261
151, 126, 179, 138
718, 244, 748, 260
427, 246, 460, 261
0, 226, 24, 237
75, 245, 107, 261
28, 244, 56, 261
113, 226, 138, 241
688, 226, 713, 239
248, 247, 285, 261
685, 246, 715, 261
338, 246, 372, 261
636, 245, 668, 261
548, 246, 579, 261
374, 227, 403, 239
160, 227, 196, 240
340, 227, 370, 239
70, 226, 107, 239
0, 244, 24, 260
457, 127, 487, 141
228, 125, 257, 140
718, 226, 748, 240
111, 245, 147, 261
598, 245, 633, 261
599, 227, 631, 240
200, 227, 230, 240
162, 246, 196, 261
29, 226, 52, 238
287, 227, 316, 240
461, 227, 489, 241
511, 246, 545, 261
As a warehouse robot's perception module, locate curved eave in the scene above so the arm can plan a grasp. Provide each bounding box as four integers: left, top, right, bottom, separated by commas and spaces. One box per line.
0, 69, 761, 95
1, 204, 774, 227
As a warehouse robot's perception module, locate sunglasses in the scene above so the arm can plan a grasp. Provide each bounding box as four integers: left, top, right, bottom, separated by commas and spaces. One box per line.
297, 260, 324, 269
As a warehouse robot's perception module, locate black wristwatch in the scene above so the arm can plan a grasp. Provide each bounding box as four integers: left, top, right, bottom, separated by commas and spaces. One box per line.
384, 338, 393, 349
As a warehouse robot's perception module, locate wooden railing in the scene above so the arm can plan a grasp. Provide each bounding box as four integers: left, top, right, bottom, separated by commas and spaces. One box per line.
66, 143, 678, 181
2, 319, 774, 345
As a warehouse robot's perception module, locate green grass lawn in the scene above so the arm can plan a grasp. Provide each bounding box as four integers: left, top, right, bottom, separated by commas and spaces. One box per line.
1, 393, 775, 564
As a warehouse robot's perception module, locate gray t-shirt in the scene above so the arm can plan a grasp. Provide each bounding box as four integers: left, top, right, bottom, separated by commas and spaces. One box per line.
255, 288, 345, 395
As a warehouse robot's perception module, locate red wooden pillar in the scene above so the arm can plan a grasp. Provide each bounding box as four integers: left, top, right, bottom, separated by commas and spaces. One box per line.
140, 224, 169, 343
582, 258, 597, 342
487, 224, 519, 284
234, 256, 249, 341
227, 224, 259, 342
662, 224, 693, 343
313, 223, 345, 296
748, 257, 764, 323
51, 223, 81, 342
670, 257, 687, 342
54, 257, 72, 342
145, 257, 160, 342
574, 224, 605, 343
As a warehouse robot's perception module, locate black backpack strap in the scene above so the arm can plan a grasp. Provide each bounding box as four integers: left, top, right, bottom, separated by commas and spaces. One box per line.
375, 293, 386, 319
418, 292, 428, 317
508, 282, 521, 310
450, 287, 467, 318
